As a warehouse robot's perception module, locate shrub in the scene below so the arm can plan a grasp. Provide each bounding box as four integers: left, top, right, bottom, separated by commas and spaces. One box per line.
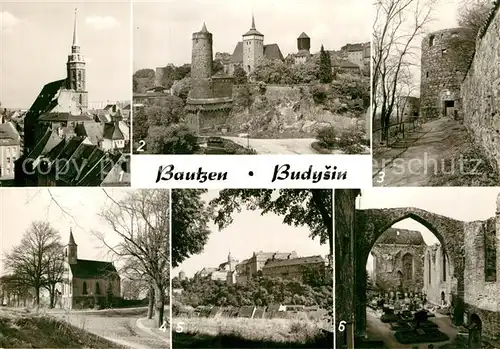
316, 125, 365, 154
311, 85, 328, 104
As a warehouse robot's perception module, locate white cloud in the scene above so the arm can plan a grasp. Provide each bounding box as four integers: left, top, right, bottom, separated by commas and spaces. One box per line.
0, 11, 21, 33
85, 15, 120, 31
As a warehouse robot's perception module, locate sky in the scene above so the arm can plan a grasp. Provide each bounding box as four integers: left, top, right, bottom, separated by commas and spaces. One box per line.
396, 0, 461, 96
172, 190, 330, 278
133, 0, 372, 71
358, 188, 499, 269
0, 0, 132, 109
0, 188, 137, 277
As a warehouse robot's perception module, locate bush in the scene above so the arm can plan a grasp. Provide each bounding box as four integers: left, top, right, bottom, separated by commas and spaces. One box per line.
311, 85, 328, 104
316, 125, 365, 154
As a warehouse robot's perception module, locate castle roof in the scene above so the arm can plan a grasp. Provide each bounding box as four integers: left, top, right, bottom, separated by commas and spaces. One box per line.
68, 229, 76, 245
243, 15, 263, 37
263, 255, 325, 268
333, 59, 360, 69
230, 42, 284, 63
298, 32, 310, 39
375, 227, 425, 245
70, 259, 118, 279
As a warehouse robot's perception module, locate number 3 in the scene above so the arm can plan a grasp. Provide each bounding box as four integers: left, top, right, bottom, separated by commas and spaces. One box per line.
376, 171, 385, 183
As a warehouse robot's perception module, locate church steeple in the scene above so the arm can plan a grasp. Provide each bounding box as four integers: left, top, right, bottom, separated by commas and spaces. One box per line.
66, 8, 86, 94
72, 8, 78, 48
66, 228, 78, 265
251, 14, 256, 30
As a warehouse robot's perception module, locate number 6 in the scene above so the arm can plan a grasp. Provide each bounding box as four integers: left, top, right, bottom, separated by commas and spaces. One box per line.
338, 320, 346, 332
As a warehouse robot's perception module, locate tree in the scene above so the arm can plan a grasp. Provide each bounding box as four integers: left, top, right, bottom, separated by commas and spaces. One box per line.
250, 58, 293, 84
146, 124, 200, 154
457, 0, 494, 37
4, 222, 63, 307
319, 45, 333, 83
43, 242, 65, 308
372, 0, 435, 143
133, 108, 149, 149
210, 189, 333, 255
97, 190, 170, 327
171, 189, 212, 268
171, 77, 192, 103
233, 65, 248, 84
146, 95, 185, 128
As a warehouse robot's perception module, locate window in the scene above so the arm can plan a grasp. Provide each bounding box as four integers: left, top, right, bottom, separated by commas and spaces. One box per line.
6, 157, 10, 163
426, 71, 429, 78
95, 282, 101, 295
83, 281, 88, 295
442, 253, 447, 281
402, 253, 413, 281
429, 35, 435, 47
428, 252, 431, 284
442, 48, 447, 55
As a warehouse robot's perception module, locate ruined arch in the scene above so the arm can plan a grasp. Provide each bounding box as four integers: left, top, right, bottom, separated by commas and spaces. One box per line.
354, 207, 466, 337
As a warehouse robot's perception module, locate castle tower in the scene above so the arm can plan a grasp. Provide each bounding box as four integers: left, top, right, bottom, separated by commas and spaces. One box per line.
190, 23, 213, 100
297, 32, 310, 53
65, 228, 78, 265
66, 9, 88, 110
242, 15, 264, 74
420, 28, 475, 120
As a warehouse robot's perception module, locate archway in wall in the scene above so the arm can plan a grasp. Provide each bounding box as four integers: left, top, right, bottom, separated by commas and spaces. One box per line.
357, 208, 465, 344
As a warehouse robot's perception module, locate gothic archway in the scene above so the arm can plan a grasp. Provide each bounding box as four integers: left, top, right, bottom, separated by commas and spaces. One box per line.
354, 207, 465, 337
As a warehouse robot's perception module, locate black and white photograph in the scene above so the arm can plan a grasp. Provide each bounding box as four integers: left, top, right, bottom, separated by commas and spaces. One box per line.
132, 0, 370, 155
0, 188, 170, 349
335, 188, 500, 349
171, 189, 333, 348
372, 0, 500, 187
0, 2, 132, 187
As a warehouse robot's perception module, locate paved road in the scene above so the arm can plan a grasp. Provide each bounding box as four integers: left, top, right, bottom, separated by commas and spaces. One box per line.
51, 309, 168, 349
222, 136, 318, 154
373, 118, 495, 186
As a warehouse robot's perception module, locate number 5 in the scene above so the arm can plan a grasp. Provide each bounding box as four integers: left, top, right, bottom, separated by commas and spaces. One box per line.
176, 321, 185, 333
338, 320, 346, 332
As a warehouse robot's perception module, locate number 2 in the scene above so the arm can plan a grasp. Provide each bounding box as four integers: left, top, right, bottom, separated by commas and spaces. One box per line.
137, 140, 146, 152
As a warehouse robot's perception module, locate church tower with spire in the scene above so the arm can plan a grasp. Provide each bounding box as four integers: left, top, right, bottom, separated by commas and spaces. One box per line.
65, 228, 78, 265
66, 9, 88, 110
242, 15, 264, 74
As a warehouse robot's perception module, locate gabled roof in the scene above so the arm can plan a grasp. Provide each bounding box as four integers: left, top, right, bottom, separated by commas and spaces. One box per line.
264, 44, 284, 61
25, 129, 63, 160
70, 259, 118, 279
0, 122, 21, 146
25, 79, 66, 125
74, 123, 104, 145
231, 42, 243, 63
103, 123, 125, 140
38, 112, 94, 122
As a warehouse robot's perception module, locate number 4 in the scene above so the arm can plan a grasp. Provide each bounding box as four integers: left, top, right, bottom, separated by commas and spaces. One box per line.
159, 321, 167, 332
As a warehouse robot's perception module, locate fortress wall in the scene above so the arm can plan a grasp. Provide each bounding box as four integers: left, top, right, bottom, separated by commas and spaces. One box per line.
420, 28, 475, 120
463, 217, 500, 337
462, 3, 500, 174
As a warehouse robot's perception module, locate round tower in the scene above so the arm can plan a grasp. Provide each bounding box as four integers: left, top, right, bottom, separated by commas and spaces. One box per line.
242, 15, 264, 74
420, 27, 475, 120
191, 22, 213, 80
297, 32, 310, 52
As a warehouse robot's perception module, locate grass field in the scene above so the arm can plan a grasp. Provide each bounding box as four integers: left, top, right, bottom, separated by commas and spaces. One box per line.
172, 316, 332, 348
0, 308, 124, 348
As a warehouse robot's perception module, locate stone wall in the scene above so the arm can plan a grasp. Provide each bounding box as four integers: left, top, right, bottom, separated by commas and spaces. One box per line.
463, 215, 500, 338
423, 244, 453, 305
420, 28, 475, 119
371, 242, 425, 292
462, 3, 500, 174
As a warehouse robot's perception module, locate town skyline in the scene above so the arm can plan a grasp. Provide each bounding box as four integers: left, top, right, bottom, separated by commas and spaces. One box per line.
133, 0, 371, 70
172, 190, 330, 278
0, 2, 132, 109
